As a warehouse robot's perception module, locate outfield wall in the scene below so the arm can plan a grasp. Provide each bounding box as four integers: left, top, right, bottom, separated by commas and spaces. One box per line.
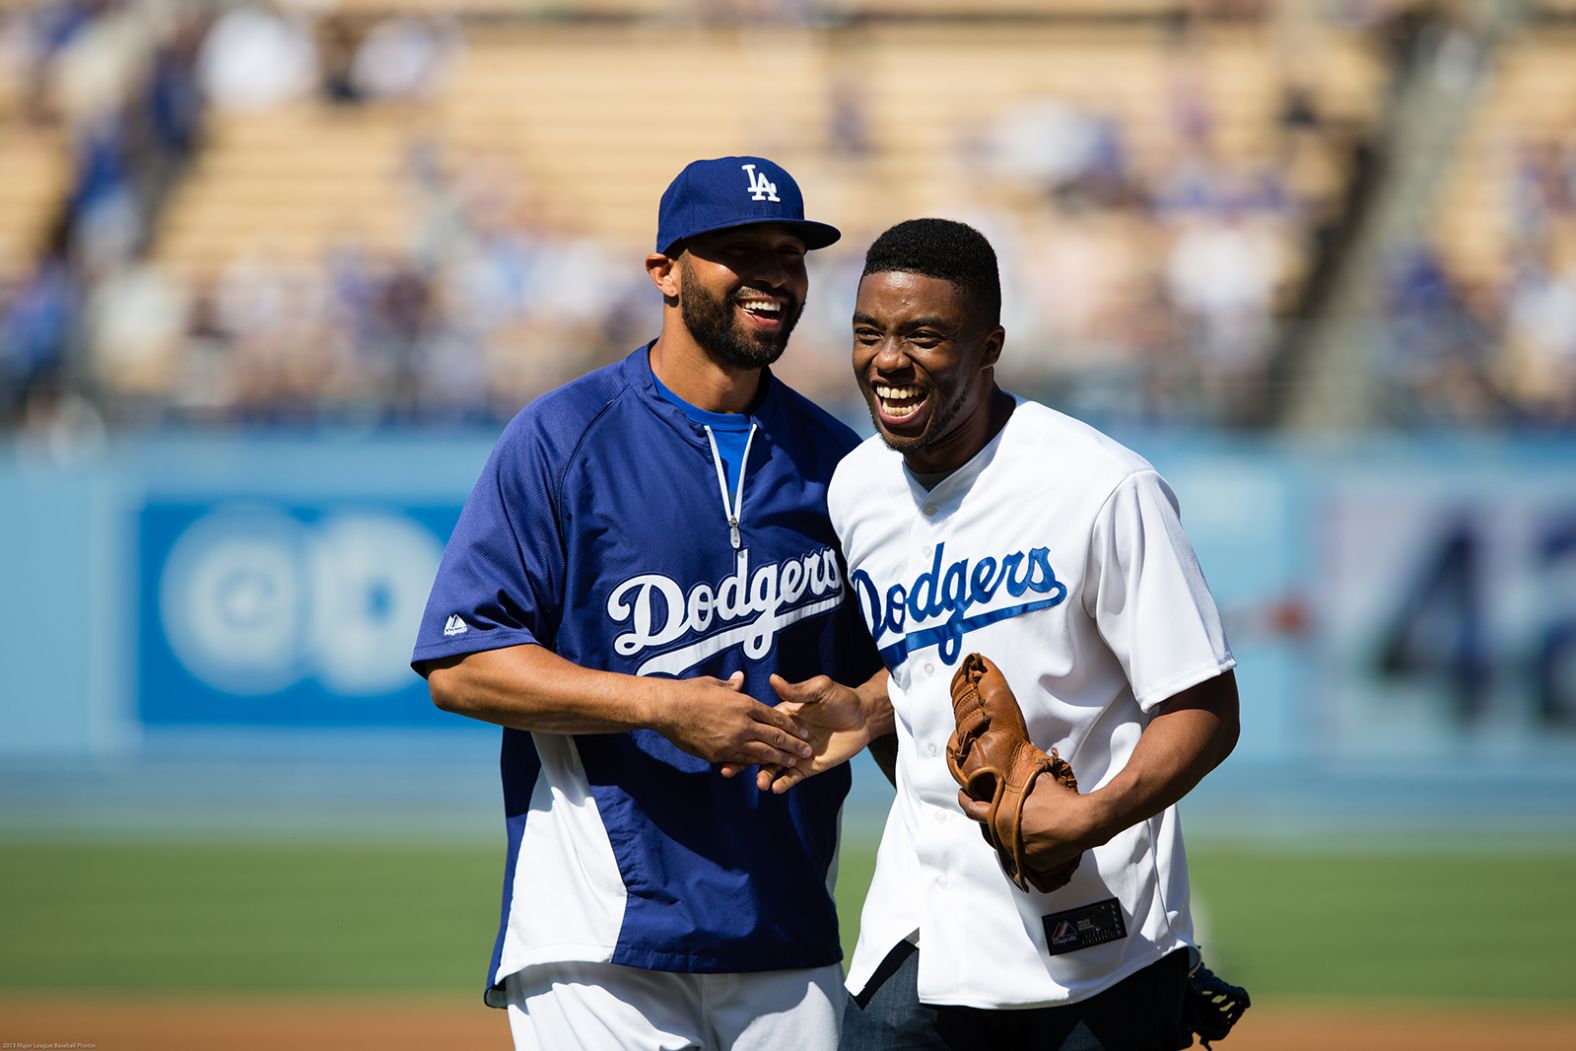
3, 431, 1574, 780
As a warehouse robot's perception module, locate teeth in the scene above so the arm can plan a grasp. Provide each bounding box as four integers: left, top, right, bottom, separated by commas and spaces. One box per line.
874, 384, 924, 420
738, 299, 781, 314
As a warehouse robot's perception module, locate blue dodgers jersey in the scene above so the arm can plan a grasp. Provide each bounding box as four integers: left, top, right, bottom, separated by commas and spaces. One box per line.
412, 344, 879, 990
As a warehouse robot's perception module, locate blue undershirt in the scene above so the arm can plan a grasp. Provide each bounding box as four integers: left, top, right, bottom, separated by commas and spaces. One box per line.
651, 370, 753, 493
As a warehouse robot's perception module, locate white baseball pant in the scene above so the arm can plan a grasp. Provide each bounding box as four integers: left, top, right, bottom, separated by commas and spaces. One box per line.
503, 960, 843, 1050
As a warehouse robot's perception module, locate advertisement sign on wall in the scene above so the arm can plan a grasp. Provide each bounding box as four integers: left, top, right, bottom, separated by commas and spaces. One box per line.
138, 500, 462, 728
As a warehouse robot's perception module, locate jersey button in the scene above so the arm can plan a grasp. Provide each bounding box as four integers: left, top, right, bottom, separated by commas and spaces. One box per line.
923, 504, 937, 516
924, 662, 935, 675
928, 742, 938, 756
937, 874, 949, 888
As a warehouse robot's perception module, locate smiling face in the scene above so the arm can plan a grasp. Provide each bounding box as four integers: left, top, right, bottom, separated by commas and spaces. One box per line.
674, 223, 809, 370
852, 270, 1005, 475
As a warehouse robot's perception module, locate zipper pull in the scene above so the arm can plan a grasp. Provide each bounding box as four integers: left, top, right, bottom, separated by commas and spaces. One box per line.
728, 515, 741, 550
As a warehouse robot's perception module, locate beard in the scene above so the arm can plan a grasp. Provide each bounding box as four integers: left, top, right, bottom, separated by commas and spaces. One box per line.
679, 258, 802, 370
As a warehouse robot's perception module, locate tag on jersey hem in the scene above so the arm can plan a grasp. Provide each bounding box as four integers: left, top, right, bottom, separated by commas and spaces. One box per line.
1042, 897, 1128, 955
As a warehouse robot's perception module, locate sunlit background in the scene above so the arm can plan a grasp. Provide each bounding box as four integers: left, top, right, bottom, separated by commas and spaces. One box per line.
2, 0, 1574, 1048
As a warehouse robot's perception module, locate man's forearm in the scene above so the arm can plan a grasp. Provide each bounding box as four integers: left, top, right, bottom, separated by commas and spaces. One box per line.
424, 643, 660, 734
1080, 670, 1240, 848
856, 668, 895, 737
426, 643, 815, 771
856, 669, 898, 785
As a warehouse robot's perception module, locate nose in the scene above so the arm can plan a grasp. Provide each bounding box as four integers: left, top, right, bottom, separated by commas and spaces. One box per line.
740, 255, 784, 288
871, 337, 912, 374
739, 250, 790, 289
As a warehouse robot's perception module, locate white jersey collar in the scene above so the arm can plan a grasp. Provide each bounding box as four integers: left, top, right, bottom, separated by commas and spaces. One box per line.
898, 394, 1023, 509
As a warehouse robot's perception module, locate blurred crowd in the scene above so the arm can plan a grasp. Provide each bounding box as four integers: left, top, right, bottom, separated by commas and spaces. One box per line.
1377, 135, 1576, 428
1, 0, 1573, 439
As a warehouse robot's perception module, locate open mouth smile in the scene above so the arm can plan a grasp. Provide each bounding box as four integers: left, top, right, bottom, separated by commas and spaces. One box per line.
735, 294, 786, 327
873, 383, 927, 422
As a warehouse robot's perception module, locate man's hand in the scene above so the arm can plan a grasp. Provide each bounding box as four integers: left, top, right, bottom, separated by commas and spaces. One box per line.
945, 653, 1088, 892
649, 671, 814, 771
718, 670, 892, 791
958, 777, 1097, 884
758, 674, 873, 792
961, 669, 1241, 887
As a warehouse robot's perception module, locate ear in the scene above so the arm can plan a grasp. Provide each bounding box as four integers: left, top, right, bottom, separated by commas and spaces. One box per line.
980, 325, 1005, 372
646, 252, 680, 300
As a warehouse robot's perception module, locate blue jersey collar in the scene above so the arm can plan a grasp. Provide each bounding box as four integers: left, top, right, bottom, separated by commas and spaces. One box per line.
625, 342, 783, 440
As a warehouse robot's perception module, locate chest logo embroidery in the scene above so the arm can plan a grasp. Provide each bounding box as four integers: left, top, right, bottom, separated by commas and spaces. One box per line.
606, 547, 844, 676
851, 542, 1067, 666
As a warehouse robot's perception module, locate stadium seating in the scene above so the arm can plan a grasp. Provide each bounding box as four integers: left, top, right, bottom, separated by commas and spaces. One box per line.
151, 19, 1383, 275
1434, 26, 1576, 288
0, 125, 67, 278
1, 3, 1404, 428
154, 104, 416, 281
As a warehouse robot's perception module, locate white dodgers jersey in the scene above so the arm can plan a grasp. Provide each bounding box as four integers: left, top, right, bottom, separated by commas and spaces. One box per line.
830, 398, 1235, 1010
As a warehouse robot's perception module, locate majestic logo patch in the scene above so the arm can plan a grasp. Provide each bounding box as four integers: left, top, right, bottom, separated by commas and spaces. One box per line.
606, 547, 843, 676
851, 542, 1067, 666
1042, 898, 1128, 956
443, 614, 469, 637
741, 163, 780, 203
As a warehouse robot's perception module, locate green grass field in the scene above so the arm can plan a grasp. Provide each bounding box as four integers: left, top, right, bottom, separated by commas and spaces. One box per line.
3, 838, 1573, 1002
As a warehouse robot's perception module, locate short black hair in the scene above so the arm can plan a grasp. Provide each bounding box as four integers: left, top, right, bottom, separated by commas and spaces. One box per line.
861, 218, 1001, 327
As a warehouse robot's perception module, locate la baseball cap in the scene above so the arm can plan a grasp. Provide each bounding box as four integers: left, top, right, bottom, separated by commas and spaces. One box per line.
655, 156, 841, 255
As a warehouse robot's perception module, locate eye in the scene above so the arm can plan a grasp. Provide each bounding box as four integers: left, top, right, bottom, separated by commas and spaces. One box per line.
854, 327, 882, 344
908, 331, 943, 348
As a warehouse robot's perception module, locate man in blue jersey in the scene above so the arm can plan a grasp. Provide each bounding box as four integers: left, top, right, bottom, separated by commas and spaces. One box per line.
411, 156, 888, 1051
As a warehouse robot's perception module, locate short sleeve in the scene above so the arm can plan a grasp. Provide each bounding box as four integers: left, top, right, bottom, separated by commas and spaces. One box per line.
410, 420, 567, 671
1083, 470, 1234, 711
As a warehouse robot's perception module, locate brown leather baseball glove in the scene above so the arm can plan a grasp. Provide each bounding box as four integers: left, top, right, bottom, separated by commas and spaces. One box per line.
945, 652, 1081, 893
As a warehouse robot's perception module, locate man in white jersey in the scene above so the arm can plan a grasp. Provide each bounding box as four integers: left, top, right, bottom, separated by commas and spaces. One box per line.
761, 218, 1240, 1050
